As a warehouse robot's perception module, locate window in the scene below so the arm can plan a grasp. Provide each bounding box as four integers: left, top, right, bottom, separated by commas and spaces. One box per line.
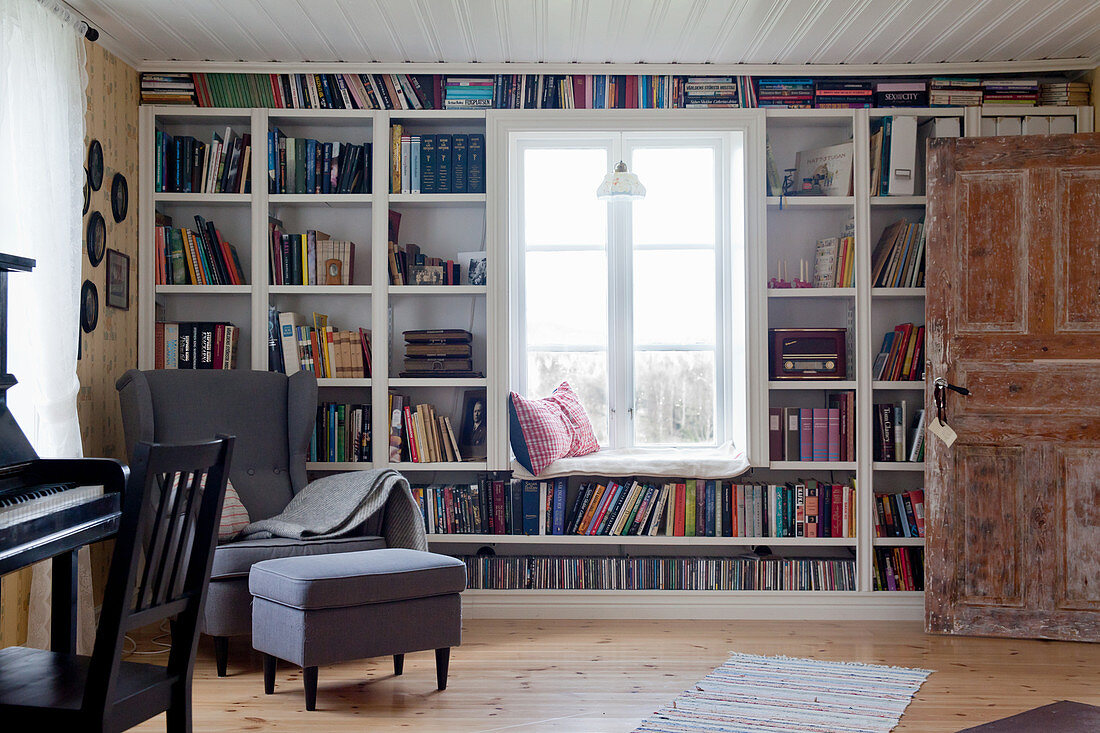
511, 130, 747, 451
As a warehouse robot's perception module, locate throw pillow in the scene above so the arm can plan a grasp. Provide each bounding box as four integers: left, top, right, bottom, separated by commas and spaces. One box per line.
509, 381, 599, 475
218, 480, 249, 543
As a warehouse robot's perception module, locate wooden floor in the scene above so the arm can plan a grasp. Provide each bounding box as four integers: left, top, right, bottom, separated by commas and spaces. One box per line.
129, 619, 1100, 732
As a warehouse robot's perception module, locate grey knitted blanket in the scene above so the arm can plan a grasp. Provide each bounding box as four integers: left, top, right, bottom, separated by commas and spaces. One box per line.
240, 468, 427, 551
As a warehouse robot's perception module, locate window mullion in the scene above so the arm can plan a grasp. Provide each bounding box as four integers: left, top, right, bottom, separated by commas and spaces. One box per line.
605, 140, 629, 449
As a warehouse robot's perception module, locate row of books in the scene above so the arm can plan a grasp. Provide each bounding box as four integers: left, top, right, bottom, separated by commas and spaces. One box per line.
980, 79, 1039, 105
154, 128, 251, 194
873, 403, 925, 463
871, 219, 926, 288
388, 394, 468, 464
401, 329, 478, 378
387, 242, 482, 286
461, 555, 858, 592
873, 323, 925, 382
150, 72, 1091, 110
153, 321, 240, 370
813, 232, 857, 288
874, 490, 926, 538
153, 215, 246, 286
310, 403, 371, 463
271, 310, 371, 379
1040, 82, 1090, 106
268, 131, 371, 194
873, 547, 924, 591
388, 128, 486, 194
267, 222, 357, 286
768, 395, 857, 463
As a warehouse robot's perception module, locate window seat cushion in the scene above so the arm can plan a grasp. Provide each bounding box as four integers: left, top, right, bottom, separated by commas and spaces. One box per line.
510, 442, 749, 480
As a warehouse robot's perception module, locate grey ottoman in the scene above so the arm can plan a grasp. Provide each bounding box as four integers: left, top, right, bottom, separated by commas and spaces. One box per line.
249, 548, 466, 710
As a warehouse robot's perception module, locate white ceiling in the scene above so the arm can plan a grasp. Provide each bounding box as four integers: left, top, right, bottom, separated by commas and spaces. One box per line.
69, 0, 1100, 72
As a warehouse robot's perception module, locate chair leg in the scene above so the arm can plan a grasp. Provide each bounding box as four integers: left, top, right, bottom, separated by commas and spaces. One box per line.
213, 636, 229, 677
393, 653, 404, 676
435, 648, 450, 691
166, 681, 193, 733
263, 654, 276, 694
303, 666, 318, 711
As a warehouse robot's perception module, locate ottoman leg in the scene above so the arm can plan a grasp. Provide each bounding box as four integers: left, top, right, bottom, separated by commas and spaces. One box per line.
393, 654, 404, 676
263, 654, 276, 694
435, 648, 450, 691
303, 666, 318, 711
213, 636, 229, 677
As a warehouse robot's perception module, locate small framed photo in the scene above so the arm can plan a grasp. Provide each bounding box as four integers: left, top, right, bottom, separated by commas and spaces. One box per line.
456, 251, 487, 286
458, 389, 487, 461
105, 248, 130, 310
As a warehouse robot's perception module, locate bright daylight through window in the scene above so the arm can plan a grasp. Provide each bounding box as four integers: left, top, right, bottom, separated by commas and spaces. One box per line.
513, 131, 746, 451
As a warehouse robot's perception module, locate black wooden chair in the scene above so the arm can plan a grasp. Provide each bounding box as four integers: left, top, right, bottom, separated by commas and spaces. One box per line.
0, 435, 234, 732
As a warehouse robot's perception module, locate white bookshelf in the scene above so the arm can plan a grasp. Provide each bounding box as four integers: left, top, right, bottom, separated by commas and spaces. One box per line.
138, 100, 1090, 620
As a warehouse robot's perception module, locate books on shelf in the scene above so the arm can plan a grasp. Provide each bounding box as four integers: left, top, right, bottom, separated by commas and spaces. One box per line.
755, 78, 814, 108
768, 396, 856, 463
682, 76, 740, 108
267, 221, 357, 286
387, 242, 465, 285
873, 81, 928, 107
793, 141, 853, 196
401, 329, 481, 378
389, 126, 485, 194
929, 77, 983, 107
813, 80, 872, 109
1040, 82, 1090, 106
872, 323, 925, 381
870, 219, 926, 287
812, 232, 856, 288
873, 547, 924, 591
273, 310, 371, 378
155, 126, 251, 194
141, 73, 197, 105
154, 321, 239, 370
387, 393, 465, 463
873, 489, 926, 538
982, 78, 1039, 106
463, 555, 857, 591
155, 214, 246, 286
873, 403, 925, 462
310, 403, 371, 463
269, 130, 370, 195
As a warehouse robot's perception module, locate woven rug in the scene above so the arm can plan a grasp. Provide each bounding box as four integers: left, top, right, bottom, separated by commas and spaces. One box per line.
634, 652, 932, 733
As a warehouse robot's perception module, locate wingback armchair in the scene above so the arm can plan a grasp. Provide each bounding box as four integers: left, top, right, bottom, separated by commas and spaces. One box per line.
116, 369, 391, 676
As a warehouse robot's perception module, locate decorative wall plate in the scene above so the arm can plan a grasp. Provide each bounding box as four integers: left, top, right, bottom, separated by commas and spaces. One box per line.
111, 172, 128, 222
86, 210, 106, 266
88, 139, 104, 191
83, 168, 90, 214
80, 280, 99, 333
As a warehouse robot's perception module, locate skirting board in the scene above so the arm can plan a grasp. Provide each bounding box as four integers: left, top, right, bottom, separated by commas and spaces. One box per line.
459, 591, 925, 621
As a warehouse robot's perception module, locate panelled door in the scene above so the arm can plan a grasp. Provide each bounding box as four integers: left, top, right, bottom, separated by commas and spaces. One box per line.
925, 133, 1100, 641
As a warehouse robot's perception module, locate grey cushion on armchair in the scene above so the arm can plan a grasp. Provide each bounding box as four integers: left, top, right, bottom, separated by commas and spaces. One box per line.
115, 369, 388, 639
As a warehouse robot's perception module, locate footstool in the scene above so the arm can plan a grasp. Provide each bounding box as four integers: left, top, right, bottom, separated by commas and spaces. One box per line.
248, 548, 466, 711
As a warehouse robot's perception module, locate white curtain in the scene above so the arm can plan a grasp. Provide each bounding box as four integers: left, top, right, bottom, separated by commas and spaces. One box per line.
0, 0, 90, 650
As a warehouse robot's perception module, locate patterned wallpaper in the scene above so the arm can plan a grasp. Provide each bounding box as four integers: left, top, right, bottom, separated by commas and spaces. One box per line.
0, 40, 138, 648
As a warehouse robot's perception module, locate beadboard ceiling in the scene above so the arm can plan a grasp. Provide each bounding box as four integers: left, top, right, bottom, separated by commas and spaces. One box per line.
68, 0, 1100, 72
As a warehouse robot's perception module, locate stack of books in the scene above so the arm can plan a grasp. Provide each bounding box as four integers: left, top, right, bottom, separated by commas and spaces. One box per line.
755, 78, 814, 108
1040, 81, 1090, 106
874, 489, 926, 538
681, 77, 740, 108
388, 394, 464, 464
929, 77, 983, 106
873, 323, 925, 382
141, 73, 196, 104
873, 80, 928, 107
387, 242, 465, 285
267, 223, 356, 286
268, 131, 370, 195
154, 322, 239, 370
154, 127, 251, 194
870, 219, 926, 288
768, 396, 856, 463
389, 126, 486, 194
444, 76, 494, 109
872, 402, 925, 462
812, 230, 856, 288
154, 214, 246, 286
813, 80, 873, 108
401, 329, 478, 378
982, 78, 1039, 105
311, 403, 371, 463
873, 548, 924, 591
273, 311, 371, 378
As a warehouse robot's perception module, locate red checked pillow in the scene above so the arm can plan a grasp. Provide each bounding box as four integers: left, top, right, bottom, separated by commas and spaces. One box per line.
218, 480, 250, 544
509, 382, 599, 475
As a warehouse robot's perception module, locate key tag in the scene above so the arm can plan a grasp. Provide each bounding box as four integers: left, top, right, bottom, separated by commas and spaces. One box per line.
928, 418, 957, 447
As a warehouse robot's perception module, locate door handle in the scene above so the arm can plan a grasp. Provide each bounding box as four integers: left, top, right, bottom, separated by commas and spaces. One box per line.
932, 377, 969, 425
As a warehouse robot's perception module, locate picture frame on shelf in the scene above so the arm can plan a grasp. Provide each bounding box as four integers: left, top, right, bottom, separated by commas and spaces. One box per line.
457, 251, 486, 285
459, 389, 487, 460
106, 249, 130, 310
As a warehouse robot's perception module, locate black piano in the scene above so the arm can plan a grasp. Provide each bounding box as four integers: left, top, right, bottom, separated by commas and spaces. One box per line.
0, 253, 126, 653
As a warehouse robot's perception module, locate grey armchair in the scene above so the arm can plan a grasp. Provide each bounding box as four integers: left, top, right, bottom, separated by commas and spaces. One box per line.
116, 369, 389, 676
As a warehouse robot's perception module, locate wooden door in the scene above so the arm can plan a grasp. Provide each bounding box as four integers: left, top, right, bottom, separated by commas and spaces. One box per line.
925, 133, 1100, 642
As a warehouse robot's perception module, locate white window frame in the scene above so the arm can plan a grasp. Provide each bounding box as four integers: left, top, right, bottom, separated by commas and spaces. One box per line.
494, 110, 764, 461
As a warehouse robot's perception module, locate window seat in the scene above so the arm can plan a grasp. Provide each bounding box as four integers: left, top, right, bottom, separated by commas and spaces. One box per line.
510, 442, 750, 480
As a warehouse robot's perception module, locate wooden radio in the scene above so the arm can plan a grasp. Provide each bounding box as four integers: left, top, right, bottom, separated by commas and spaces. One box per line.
768, 328, 847, 380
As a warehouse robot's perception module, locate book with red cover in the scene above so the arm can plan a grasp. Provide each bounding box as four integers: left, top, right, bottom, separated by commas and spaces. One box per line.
674, 483, 686, 536
910, 489, 926, 536
588, 482, 619, 535
799, 408, 813, 461
402, 405, 419, 462
812, 408, 828, 461
572, 75, 586, 109
831, 485, 843, 537
827, 407, 840, 461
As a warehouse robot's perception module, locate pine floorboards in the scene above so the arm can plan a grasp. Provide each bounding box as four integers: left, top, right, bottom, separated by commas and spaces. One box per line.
128, 619, 1100, 732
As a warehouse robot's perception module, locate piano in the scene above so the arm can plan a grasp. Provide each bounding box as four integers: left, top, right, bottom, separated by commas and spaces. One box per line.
0, 253, 126, 653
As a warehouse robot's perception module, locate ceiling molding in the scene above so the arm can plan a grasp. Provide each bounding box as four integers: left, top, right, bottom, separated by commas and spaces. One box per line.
134, 58, 1098, 77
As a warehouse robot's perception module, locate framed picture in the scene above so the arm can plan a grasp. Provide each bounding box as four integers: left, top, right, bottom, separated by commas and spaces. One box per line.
456, 251, 487, 286
80, 280, 98, 333
458, 389, 487, 461
105, 249, 129, 310
111, 172, 128, 223
87, 139, 104, 191
86, 210, 106, 267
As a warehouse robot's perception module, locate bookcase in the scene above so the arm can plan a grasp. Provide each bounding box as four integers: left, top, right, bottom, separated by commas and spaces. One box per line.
139, 99, 1092, 620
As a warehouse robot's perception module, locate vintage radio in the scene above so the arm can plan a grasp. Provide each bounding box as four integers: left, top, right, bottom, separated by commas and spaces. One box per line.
768, 328, 847, 380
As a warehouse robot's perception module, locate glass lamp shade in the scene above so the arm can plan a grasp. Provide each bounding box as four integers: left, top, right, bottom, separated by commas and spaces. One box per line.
596, 161, 646, 201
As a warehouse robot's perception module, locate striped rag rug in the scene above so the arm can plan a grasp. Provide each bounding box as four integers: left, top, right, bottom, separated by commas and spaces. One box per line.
635, 653, 931, 733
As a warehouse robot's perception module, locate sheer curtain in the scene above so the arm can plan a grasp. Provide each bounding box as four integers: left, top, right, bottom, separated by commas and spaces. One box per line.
0, 0, 90, 649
